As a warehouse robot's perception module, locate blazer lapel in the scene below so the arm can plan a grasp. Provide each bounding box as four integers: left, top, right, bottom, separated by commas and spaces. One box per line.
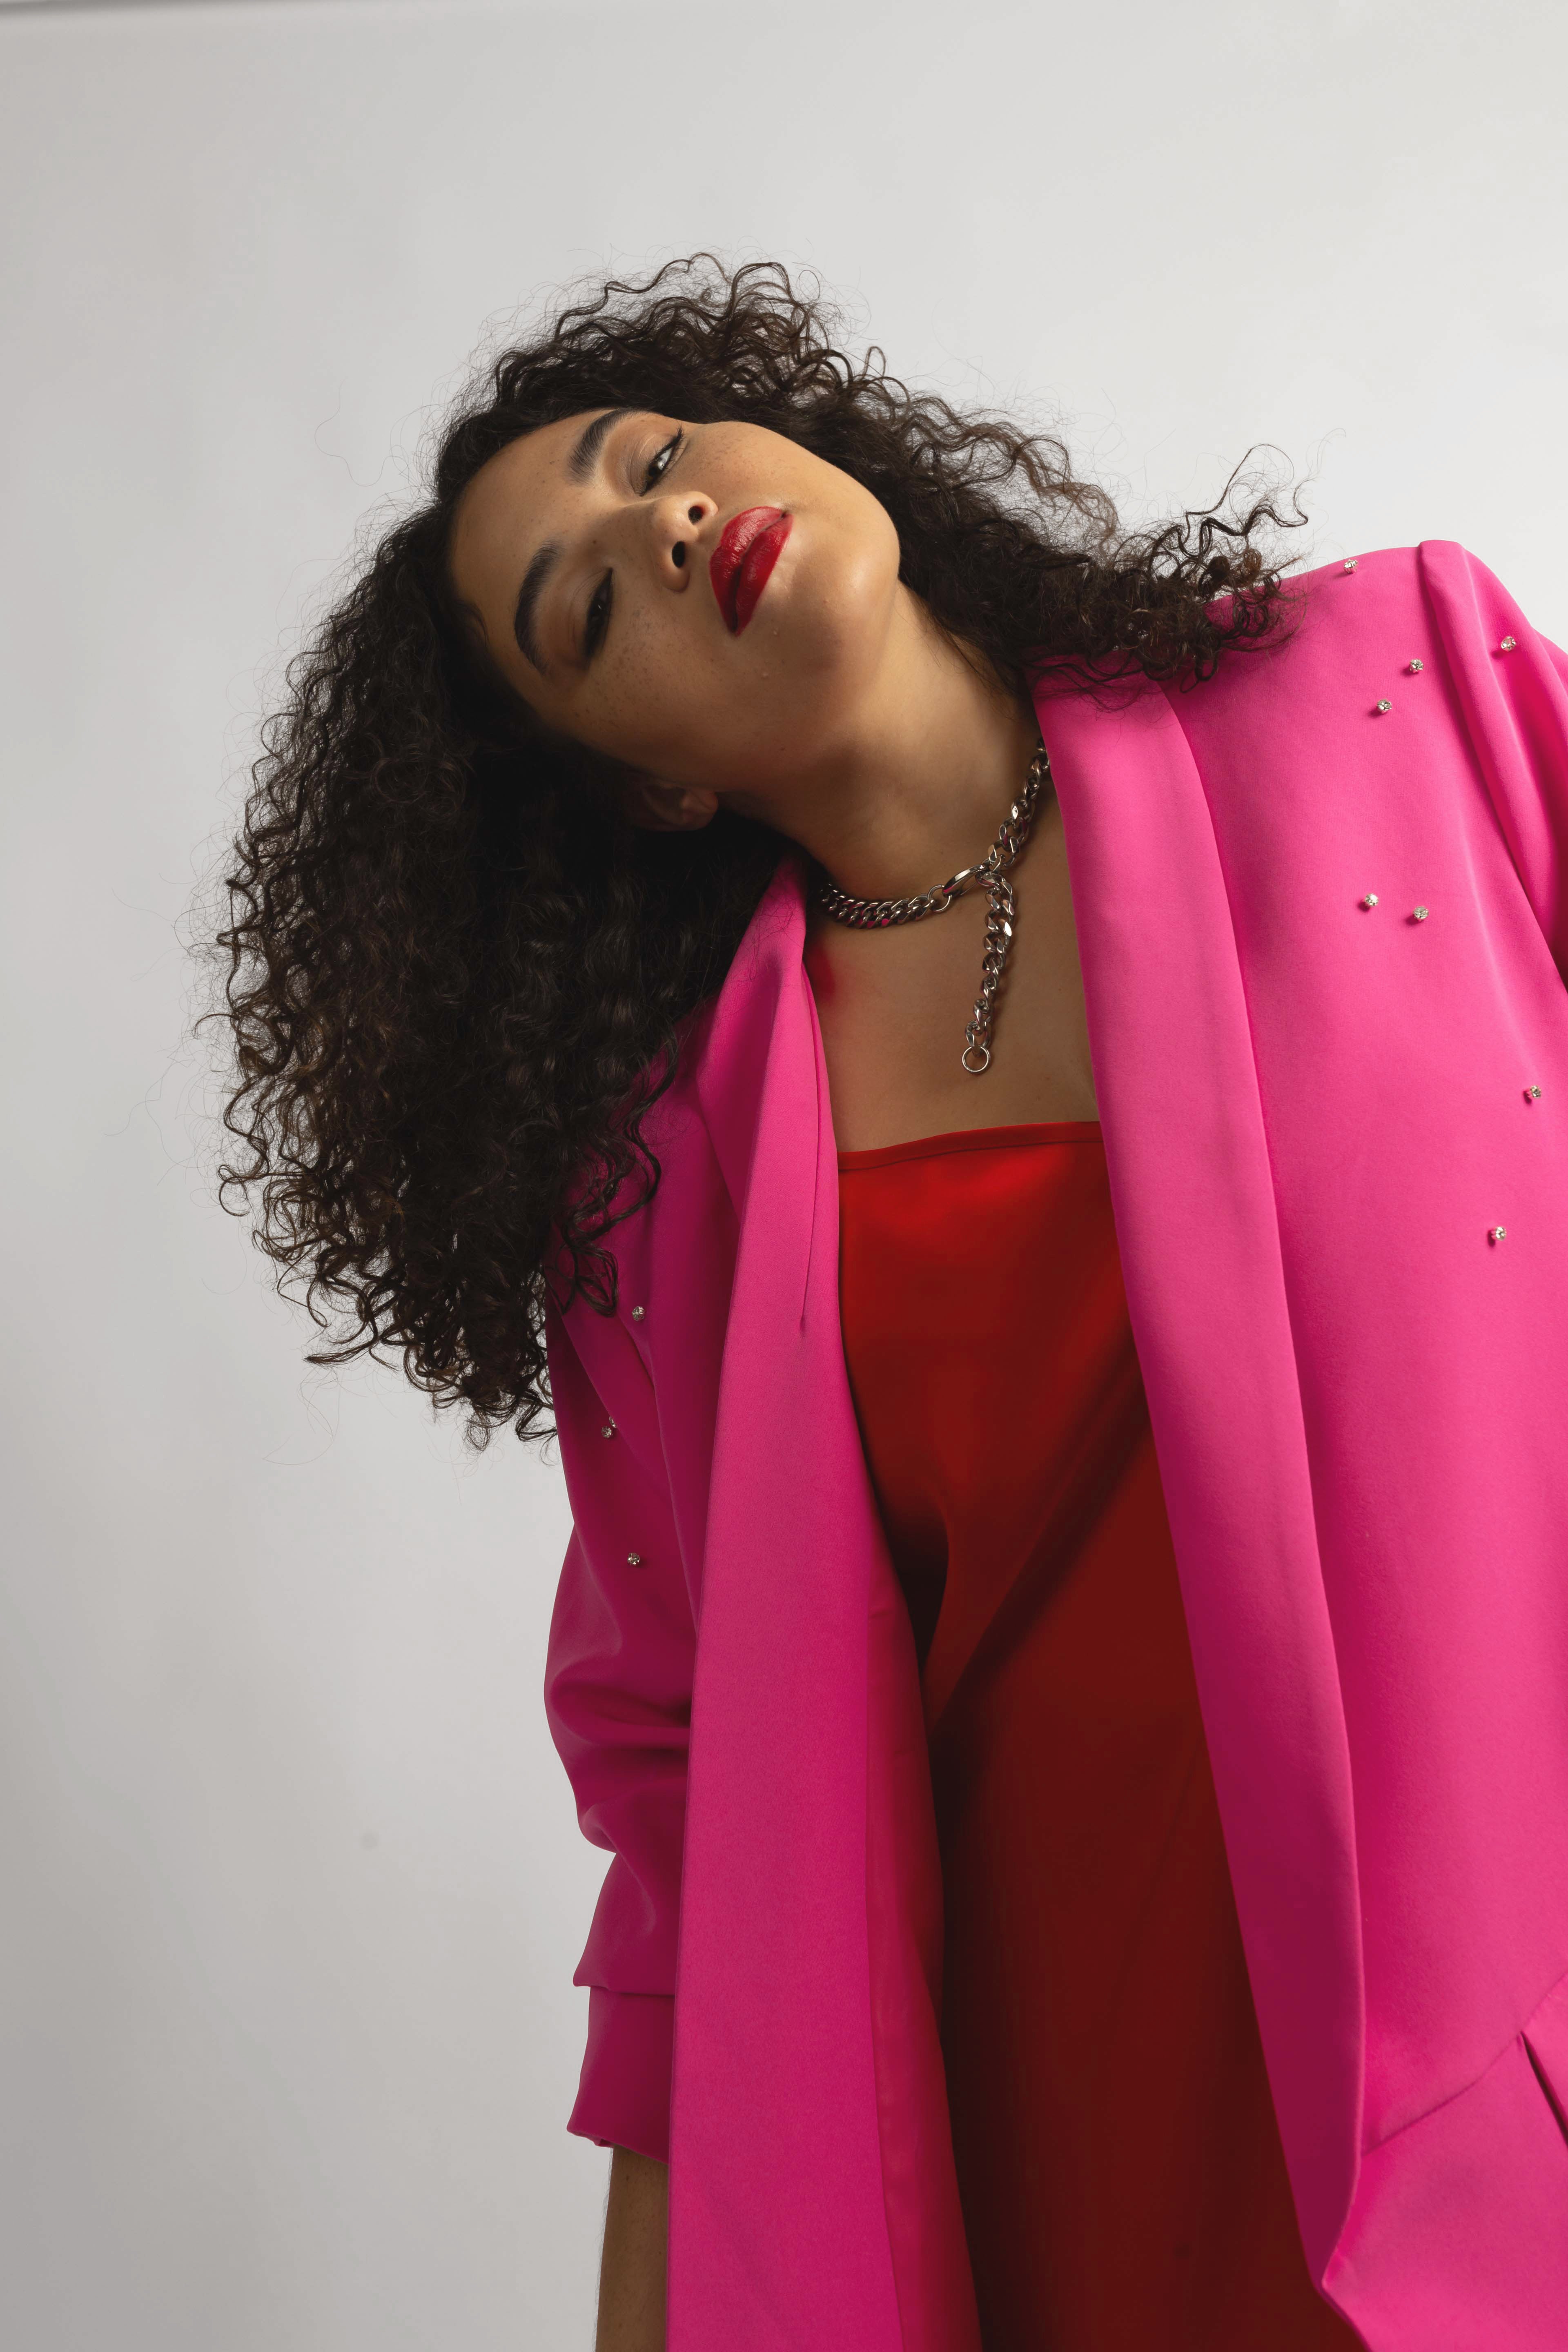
1037, 676, 1366, 2276
673, 852, 907, 2349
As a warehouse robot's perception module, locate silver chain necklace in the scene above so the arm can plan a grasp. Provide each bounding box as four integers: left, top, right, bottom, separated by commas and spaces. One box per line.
813, 738, 1052, 1074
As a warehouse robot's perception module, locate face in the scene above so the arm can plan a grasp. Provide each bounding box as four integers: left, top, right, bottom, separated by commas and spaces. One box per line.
447, 408, 904, 825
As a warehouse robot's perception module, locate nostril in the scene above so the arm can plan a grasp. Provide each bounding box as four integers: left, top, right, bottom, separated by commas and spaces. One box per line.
672, 542, 686, 569
687, 505, 703, 524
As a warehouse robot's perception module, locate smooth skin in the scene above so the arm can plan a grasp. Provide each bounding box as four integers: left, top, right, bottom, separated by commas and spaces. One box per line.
595, 2150, 668, 2352
450, 409, 1098, 2345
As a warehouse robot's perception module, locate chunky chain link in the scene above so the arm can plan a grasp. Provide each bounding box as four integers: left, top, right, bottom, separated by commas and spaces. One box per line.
813, 739, 1052, 1074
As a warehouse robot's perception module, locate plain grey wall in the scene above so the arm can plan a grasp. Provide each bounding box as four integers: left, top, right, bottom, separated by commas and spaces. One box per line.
2, 2, 1566, 2345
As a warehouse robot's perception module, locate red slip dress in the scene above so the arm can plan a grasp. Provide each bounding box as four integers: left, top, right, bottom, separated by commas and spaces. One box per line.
836, 1121, 1361, 2352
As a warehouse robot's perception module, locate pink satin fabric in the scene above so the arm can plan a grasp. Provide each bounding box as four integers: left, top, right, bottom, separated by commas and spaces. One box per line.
545, 546, 1568, 2349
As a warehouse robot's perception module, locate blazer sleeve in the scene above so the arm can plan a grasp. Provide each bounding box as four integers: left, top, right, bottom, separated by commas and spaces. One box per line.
543, 1295, 695, 2165
1420, 540, 1568, 976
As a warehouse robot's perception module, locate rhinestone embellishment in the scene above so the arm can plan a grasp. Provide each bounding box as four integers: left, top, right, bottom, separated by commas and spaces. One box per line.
1412, 906, 1429, 921
630, 1305, 645, 1321
1408, 658, 1424, 673
1526, 1085, 1542, 1101
1501, 635, 1518, 652
1489, 1226, 1507, 1244
1376, 699, 1392, 714
626, 1552, 642, 1567
601, 1422, 616, 1439
1361, 892, 1379, 909
1343, 557, 1358, 572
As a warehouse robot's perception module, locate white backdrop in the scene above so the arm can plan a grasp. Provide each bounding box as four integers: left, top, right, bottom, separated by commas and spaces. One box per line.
2, 2, 1565, 2345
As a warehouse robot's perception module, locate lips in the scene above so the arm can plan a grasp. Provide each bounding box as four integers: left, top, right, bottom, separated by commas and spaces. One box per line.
709, 506, 791, 634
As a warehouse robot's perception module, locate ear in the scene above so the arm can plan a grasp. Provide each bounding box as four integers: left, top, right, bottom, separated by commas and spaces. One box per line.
621, 774, 721, 833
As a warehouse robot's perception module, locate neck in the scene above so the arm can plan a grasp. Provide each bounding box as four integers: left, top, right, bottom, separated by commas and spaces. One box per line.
726, 590, 1041, 900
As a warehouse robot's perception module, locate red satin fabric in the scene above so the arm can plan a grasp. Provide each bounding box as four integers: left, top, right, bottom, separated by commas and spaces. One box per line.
837, 1123, 1360, 2352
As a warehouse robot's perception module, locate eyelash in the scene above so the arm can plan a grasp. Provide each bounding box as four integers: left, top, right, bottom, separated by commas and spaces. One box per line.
582, 430, 686, 660
643, 428, 684, 490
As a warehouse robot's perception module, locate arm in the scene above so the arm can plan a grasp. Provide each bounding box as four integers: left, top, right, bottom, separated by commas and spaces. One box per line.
595, 2148, 668, 2352
542, 1300, 692, 2287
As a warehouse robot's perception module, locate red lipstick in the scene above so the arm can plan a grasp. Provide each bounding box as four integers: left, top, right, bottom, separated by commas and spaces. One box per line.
709, 506, 791, 634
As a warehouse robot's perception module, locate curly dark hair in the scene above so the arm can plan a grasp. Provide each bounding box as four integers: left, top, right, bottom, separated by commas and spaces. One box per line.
215, 254, 1308, 1444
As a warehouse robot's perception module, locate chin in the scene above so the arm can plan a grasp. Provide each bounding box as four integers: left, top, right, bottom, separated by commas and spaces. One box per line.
760, 528, 896, 690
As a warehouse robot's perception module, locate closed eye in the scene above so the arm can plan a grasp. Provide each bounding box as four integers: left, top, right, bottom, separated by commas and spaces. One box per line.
584, 571, 613, 659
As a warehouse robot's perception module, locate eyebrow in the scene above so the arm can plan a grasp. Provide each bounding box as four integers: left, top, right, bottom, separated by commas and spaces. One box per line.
568, 405, 632, 483
512, 541, 558, 672
511, 409, 636, 669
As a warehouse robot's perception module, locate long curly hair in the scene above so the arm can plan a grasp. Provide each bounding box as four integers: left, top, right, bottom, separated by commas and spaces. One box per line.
215, 255, 1308, 1444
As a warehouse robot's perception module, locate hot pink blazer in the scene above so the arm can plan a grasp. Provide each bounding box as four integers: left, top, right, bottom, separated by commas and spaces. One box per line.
543, 542, 1568, 2350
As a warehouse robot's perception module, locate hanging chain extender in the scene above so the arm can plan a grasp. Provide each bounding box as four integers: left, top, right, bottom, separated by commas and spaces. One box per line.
814, 738, 1053, 1074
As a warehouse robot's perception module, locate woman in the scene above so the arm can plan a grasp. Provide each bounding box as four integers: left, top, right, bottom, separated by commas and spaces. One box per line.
218, 258, 1568, 2351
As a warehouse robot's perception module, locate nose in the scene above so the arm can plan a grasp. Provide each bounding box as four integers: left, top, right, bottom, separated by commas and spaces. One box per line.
653, 490, 716, 586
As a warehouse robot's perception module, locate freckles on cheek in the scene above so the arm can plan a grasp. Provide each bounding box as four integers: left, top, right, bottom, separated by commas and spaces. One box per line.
614, 633, 706, 739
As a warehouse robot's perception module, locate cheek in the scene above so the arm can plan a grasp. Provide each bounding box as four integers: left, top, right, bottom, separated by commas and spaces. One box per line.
572, 623, 724, 769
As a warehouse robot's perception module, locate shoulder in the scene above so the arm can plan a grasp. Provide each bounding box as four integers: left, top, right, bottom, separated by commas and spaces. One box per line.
1171, 540, 1533, 751
1282, 539, 1523, 651
1206, 540, 1430, 678
552, 988, 738, 1360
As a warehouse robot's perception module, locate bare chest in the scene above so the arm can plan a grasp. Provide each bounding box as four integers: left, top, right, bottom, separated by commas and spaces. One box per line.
802, 801, 1099, 1152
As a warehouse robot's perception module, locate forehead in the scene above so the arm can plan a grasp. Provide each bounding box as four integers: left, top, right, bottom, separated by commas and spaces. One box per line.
449, 410, 608, 609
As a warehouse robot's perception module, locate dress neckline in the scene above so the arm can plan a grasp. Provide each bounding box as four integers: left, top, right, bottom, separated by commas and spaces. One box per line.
837, 1119, 1102, 1172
